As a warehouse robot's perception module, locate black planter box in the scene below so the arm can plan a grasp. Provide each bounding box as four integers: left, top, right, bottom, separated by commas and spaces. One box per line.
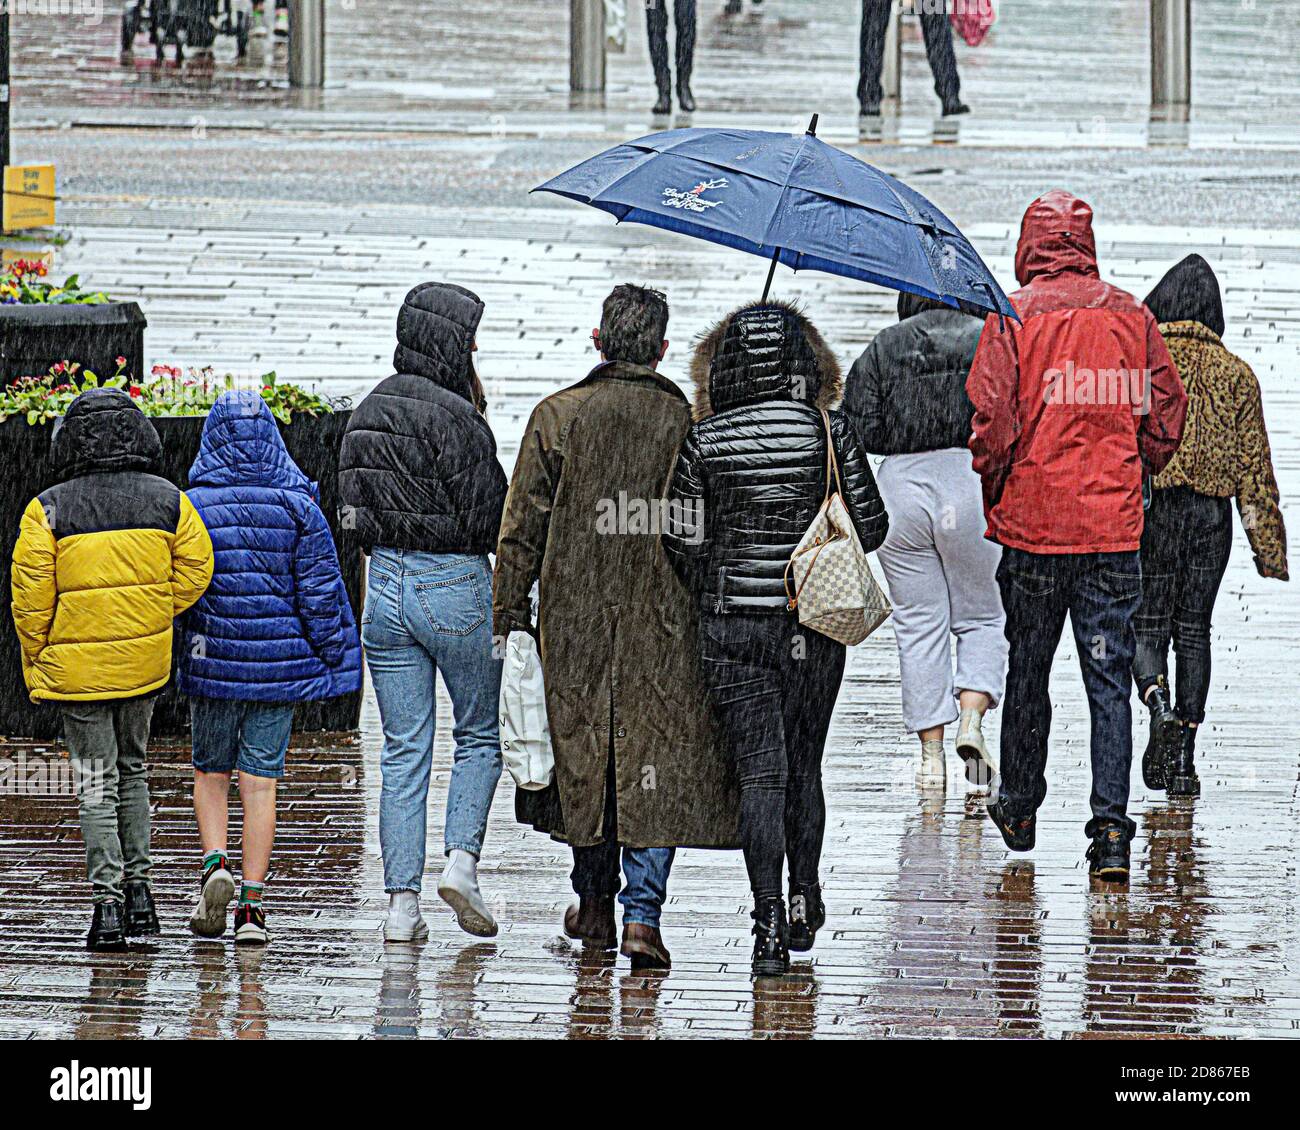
0, 409, 363, 740
0, 302, 147, 386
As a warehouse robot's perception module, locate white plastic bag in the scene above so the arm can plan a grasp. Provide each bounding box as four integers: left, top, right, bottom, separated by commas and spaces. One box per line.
500, 631, 554, 791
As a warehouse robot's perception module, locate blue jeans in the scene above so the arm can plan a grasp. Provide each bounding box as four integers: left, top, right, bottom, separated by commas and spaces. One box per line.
362, 549, 503, 892
191, 698, 295, 779
570, 756, 675, 928
996, 548, 1142, 839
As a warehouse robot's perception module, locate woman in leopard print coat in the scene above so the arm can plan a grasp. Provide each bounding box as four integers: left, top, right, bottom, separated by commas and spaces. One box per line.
1134, 254, 1288, 798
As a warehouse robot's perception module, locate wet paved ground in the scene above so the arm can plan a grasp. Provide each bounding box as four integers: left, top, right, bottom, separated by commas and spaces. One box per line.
1, 2, 1299, 1039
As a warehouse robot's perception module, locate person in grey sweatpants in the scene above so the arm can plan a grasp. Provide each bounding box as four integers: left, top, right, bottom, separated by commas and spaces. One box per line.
875, 450, 1007, 773
844, 293, 1006, 789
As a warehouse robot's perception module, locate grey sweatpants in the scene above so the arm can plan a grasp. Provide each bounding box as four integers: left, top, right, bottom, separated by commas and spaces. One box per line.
62, 698, 156, 904
876, 448, 1008, 733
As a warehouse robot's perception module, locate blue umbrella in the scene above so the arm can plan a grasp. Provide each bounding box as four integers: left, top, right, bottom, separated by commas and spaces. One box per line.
534, 116, 1016, 322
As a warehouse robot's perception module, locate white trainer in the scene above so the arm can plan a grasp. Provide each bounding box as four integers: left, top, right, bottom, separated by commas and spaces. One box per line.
437, 850, 498, 938
955, 708, 999, 788
383, 890, 429, 943
190, 864, 235, 938
916, 739, 946, 787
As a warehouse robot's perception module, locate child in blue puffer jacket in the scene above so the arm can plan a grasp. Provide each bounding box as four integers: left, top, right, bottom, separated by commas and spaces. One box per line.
180, 390, 362, 945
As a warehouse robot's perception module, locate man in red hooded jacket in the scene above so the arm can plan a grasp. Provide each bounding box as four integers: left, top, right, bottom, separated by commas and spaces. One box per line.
967, 190, 1187, 882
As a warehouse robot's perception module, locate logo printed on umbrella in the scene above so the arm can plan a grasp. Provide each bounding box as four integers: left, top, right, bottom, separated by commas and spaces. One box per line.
662, 177, 729, 213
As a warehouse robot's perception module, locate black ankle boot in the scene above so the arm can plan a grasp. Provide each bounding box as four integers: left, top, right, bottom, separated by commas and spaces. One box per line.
675, 79, 695, 114
123, 880, 160, 936
787, 882, 825, 953
941, 96, 970, 116
751, 897, 789, 976
1167, 721, 1201, 797
652, 80, 671, 116
1141, 677, 1179, 791
87, 901, 128, 951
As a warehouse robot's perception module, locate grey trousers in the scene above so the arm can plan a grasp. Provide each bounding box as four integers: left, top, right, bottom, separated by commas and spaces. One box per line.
62, 698, 156, 904
875, 448, 1007, 732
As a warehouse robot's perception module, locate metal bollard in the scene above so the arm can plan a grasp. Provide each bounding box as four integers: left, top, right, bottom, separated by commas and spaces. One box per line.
288, 0, 326, 89
882, 2, 902, 108
570, 0, 606, 93
1150, 0, 1191, 114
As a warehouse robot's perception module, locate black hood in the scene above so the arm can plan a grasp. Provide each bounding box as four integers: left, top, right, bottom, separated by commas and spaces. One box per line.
1144, 254, 1225, 337
690, 300, 842, 420
392, 282, 485, 403
50, 388, 162, 479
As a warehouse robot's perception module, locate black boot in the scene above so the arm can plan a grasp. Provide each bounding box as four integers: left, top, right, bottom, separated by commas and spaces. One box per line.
647, 3, 672, 115
751, 897, 789, 976
787, 882, 825, 953
1141, 677, 1180, 791
1085, 825, 1131, 884
1167, 721, 1201, 798
123, 880, 160, 937
941, 96, 970, 117
87, 901, 128, 952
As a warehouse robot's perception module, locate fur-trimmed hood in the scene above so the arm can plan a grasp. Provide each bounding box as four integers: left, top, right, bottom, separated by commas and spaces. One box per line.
689, 299, 843, 421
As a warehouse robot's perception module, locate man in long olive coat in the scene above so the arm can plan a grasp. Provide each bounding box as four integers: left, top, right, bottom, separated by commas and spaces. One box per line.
494, 284, 738, 971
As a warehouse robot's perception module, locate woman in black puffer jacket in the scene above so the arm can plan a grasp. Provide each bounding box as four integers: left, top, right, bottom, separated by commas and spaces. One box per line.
663, 301, 888, 976
339, 282, 508, 944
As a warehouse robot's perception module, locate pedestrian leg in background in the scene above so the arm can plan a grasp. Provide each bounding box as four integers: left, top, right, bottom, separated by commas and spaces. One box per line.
1070, 552, 1142, 882
988, 549, 1070, 853
618, 845, 675, 970
857, 0, 892, 115
646, 0, 674, 114
230, 702, 295, 946
876, 455, 955, 787
566, 755, 621, 951
63, 699, 156, 950
673, 0, 698, 111
782, 624, 844, 955
190, 696, 241, 939
918, 3, 968, 115
1168, 494, 1233, 797
417, 555, 504, 937
933, 449, 1007, 788
363, 552, 435, 943
701, 613, 791, 975
1133, 487, 1181, 791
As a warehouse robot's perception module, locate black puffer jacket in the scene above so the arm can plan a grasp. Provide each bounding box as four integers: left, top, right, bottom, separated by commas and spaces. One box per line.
338, 283, 507, 554
843, 293, 985, 455
663, 302, 889, 614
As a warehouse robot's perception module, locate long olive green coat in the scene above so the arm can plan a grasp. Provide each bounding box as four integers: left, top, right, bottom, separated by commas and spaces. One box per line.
493, 361, 739, 849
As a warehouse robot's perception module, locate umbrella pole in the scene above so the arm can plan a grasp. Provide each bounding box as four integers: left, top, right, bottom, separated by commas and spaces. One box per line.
761, 248, 781, 303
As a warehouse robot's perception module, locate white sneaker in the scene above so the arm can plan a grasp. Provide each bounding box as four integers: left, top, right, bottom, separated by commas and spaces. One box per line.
437, 850, 498, 937
916, 739, 946, 787
383, 891, 429, 943
189, 863, 235, 938
955, 708, 998, 788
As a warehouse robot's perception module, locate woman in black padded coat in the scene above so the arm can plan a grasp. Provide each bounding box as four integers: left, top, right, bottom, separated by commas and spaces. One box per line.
663, 301, 888, 976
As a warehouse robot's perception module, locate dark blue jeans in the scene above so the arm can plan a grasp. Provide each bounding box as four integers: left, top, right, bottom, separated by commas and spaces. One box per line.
996, 548, 1142, 840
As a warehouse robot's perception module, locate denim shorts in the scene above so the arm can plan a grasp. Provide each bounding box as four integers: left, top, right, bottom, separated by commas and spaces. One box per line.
190, 697, 296, 779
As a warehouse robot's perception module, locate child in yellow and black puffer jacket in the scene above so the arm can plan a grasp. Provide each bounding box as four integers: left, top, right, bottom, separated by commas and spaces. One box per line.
10, 387, 213, 950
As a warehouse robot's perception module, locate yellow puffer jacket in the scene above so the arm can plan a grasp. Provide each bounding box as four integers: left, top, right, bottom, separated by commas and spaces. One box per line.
10, 389, 214, 702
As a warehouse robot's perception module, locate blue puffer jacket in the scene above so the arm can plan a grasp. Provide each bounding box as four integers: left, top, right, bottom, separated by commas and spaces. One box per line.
179, 391, 362, 703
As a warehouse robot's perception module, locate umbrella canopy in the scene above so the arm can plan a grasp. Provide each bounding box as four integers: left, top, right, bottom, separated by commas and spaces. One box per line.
534, 121, 1017, 321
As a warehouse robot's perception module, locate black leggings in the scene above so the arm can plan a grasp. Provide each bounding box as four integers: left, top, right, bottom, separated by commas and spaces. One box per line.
647, 0, 697, 87
859, 0, 961, 107
700, 612, 845, 902
1133, 487, 1233, 724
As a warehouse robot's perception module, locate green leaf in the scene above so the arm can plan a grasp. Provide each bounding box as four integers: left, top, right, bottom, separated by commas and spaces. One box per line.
26, 410, 38, 425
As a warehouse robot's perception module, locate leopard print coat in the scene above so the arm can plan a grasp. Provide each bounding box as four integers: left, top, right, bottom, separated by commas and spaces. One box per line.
1152, 319, 1288, 580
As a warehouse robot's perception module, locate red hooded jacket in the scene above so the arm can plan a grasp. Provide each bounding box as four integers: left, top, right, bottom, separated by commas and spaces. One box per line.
967, 191, 1187, 554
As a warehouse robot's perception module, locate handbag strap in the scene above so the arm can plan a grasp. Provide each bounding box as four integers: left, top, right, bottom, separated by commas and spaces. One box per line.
819, 407, 844, 502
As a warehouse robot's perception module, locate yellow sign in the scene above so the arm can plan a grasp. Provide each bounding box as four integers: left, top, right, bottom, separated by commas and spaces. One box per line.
2, 165, 57, 233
